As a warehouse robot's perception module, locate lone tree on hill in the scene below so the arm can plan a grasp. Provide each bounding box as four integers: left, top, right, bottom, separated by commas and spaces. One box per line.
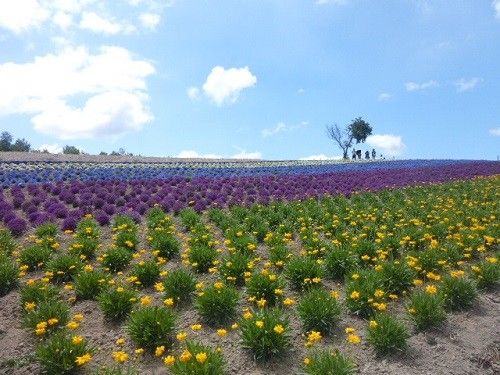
63, 145, 81, 155
326, 117, 373, 159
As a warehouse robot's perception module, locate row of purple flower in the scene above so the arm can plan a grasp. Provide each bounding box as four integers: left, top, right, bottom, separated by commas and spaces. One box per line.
0, 160, 498, 235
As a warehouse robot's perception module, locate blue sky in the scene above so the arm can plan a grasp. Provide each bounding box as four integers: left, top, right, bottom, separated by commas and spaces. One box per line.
0, 0, 499, 160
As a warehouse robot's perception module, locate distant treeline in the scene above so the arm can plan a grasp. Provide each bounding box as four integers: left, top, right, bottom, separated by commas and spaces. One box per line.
0, 131, 136, 156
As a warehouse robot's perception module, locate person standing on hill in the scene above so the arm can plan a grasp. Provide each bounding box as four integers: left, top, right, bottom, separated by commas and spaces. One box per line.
371, 148, 376, 159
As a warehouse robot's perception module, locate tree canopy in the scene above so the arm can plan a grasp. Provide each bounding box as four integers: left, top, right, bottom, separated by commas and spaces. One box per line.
326, 117, 373, 159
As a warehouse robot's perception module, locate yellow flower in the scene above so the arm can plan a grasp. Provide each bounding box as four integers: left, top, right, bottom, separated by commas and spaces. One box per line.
274, 288, 283, 295
307, 331, 322, 343
344, 327, 355, 334
283, 298, 295, 306
67, 321, 79, 330
191, 324, 202, 331
47, 318, 59, 326
303, 357, 311, 365
75, 353, 92, 366
375, 303, 387, 311
140, 295, 153, 306
350, 291, 360, 300
413, 279, 423, 286
374, 289, 385, 298
176, 331, 188, 341
273, 324, 285, 334
312, 277, 321, 283
347, 334, 361, 344
35, 327, 46, 335
231, 322, 239, 330
369, 320, 378, 329
217, 328, 227, 337
112, 351, 128, 363
155, 345, 165, 357
163, 298, 174, 307
196, 352, 208, 364
408, 307, 416, 314
72, 335, 84, 345
425, 284, 437, 294
73, 313, 84, 322
214, 282, 224, 290
135, 348, 144, 355
255, 320, 264, 329
256, 298, 267, 308
115, 338, 126, 346
164, 355, 176, 366
351, 273, 360, 280
330, 290, 340, 300
154, 282, 165, 292
179, 350, 192, 363
486, 257, 497, 264
243, 311, 253, 320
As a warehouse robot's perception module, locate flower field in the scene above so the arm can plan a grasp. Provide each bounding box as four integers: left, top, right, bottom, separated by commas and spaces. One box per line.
0, 159, 499, 375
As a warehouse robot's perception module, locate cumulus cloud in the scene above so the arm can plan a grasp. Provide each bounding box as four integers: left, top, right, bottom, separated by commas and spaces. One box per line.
187, 87, 200, 100
299, 154, 342, 160
201, 66, 257, 105
80, 12, 134, 35
454, 77, 482, 93
0, 0, 49, 33
139, 13, 160, 30
0, 0, 164, 34
37, 143, 63, 154
378, 93, 392, 101
405, 80, 438, 92
493, 0, 500, 19
489, 127, 500, 136
261, 121, 308, 137
0, 45, 155, 139
231, 150, 262, 159
366, 134, 405, 156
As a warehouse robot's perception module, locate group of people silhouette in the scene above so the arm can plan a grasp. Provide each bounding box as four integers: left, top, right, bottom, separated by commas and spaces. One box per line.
352, 148, 380, 160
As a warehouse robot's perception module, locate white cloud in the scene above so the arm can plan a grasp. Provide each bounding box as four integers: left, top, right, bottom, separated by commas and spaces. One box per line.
0, 0, 49, 33
0, 0, 164, 34
187, 87, 200, 100
177, 150, 222, 159
405, 80, 438, 92
261, 121, 308, 137
366, 134, 405, 156
37, 143, 63, 154
378, 93, 391, 101
80, 12, 134, 35
297, 88, 305, 94
299, 154, 342, 160
52, 11, 73, 29
493, 0, 500, 19
139, 12, 160, 30
0, 45, 155, 139
231, 150, 262, 159
489, 127, 500, 136
454, 77, 482, 93
202, 66, 257, 105
316, 0, 348, 5
262, 122, 286, 137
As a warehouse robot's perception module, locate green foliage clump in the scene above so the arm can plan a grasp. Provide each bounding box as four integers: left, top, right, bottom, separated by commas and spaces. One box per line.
101, 247, 133, 272
47, 254, 83, 283
245, 271, 285, 307
324, 246, 359, 281
195, 282, 239, 326
23, 299, 70, 335
127, 306, 176, 351
345, 269, 385, 318
302, 349, 357, 375
0, 258, 18, 296
380, 260, 416, 295
284, 256, 323, 291
472, 258, 499, 290
35, 222, 59, 238
441, 274, 477, 310
19, 245, 52, 271
20, 280, 59, 305
0, 228, 17, 255
367, 313, 409, 355
74, 269, 108, 300
408, 289, 446, 330
150, 232, 181, 260
69, 237, 99, 259
36, 331, 93, 374
218, 251, 252, 286
170, 340, 226, 375
240, 308, 291, 360
131, 260, 160, 287
297, 287, 341, 335
98, 286, 137, 321
188, 244, 218, 273
163, 268, 196, 305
